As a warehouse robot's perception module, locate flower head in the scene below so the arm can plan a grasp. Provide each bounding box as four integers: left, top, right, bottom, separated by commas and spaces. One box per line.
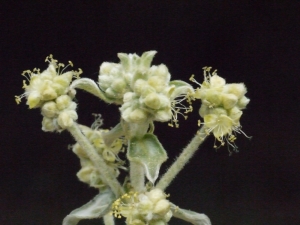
98, 51, 194, 127
16, 55, 82, 132
72, 120, 125, 189
111, 188, 172, 225
15, 54, 82, 108
191, 67, 250, 151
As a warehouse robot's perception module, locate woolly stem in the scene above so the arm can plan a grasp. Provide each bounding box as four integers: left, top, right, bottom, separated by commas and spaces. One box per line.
130, 161, 145, 192
103, 213, 115, 225
68, 123, 123, 196
156, 126, 207, 190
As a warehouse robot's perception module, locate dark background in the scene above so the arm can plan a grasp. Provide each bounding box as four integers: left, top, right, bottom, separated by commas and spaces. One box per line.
1, 1, 300, 225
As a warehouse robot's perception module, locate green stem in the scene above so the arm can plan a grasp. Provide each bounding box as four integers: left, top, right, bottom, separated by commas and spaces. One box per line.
156, 126, 207, 190
130, 161, 145, 192
103, 213, 115, 225
68, 123, 123, 196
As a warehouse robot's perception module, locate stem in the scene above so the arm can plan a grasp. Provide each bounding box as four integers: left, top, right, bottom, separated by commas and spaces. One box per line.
130, 161, 145, 192
68, 123, 123, 196
103, 213, 115, 225
156, 126, 207, 190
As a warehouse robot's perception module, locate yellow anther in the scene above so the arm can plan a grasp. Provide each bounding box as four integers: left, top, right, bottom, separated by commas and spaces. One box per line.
22, 80, 28, 89
68, 61, 73, 67
15, 96, 21, 104
189, 74, 195, 81
198, 120, 201, 127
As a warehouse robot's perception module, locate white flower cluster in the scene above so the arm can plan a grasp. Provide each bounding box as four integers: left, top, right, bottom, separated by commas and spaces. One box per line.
111, 188, 172, 225
98, 51, 193, 126
41, 95, 78, 132
192, 67, 250, 148
72, 125, 124, 189
15, 55, 82, 132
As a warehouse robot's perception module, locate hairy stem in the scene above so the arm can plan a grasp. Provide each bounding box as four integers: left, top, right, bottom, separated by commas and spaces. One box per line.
103, 213, 115, 225
68, 123, 123, 196
156, 126, 207, 190
130, 161, 145, 192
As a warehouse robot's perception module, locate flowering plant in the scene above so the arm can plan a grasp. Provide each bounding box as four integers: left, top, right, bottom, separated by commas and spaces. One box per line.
16, 51, 250, 225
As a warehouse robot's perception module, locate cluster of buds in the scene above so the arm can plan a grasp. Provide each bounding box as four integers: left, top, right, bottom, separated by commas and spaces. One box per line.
72, 124, 124, 189
191, 67, 250, 149
41, 94, 78, 132
111, 188, 172, 225
15, 55, 82, 132
98, 51, 193, 127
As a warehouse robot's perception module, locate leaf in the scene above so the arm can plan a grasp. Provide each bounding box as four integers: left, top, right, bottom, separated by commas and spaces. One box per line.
170, 203, 211, 225
62, 189, 115, 225
127, 134, 168, 183
169, 80, 193, 98
70, 78, 122, 104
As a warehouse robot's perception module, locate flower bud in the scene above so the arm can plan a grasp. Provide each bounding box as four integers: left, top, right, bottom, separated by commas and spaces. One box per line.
225, 83, 247, 99
237, 96, 250, 109
229, 107, 243, 124
56, 95, 72, 110
72, 143, 87, 158
221, 93, 238, 109
146, 189, 165, 204
154, 110, 171, 122
41, 117, 57, 132
42, 86, 57, 101
102, 149, 116, 162
123, 92, 136, 103
129, 108, 147, 123
41, 101, 57, 118
98, 75, 113, 89
205, 89, 222, 106
153, 199, 170, 215
27, 92, 41, 109
134, 79, 148, 95
148, 76, 166, 92
210, 75, 225, 89
99, 62, 115, 74
57, 111, 74, 128
144, 93, 161, 110
77, 166, 94, 184
111, 78, 126, 92
53, 72, 72, 88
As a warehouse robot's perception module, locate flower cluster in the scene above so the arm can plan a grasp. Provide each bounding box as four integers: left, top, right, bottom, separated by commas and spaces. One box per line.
72, 124, 124, 189
98, 51, 193, 127
41, 94, 78, 132
111, 188, 172, 225
15, 55, 82, 132
191, 67, 250, 149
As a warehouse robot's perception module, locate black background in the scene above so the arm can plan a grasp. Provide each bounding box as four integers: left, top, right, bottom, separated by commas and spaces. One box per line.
1, 1, 300, 225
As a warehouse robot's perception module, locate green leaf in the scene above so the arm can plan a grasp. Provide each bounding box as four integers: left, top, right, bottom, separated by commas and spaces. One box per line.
62, 189, 115, 225
169, 80, 193, 99
70, 78, 122, 104
170, 203, 211, 225
140, 50, 157, 68
127, 134, 168, 183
